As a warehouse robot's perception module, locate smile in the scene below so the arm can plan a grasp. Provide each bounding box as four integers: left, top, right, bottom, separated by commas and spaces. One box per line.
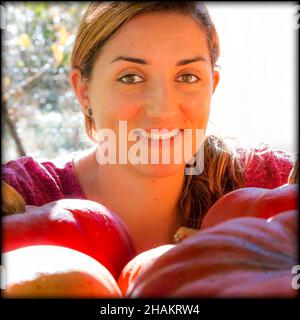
133, 128, 181, 141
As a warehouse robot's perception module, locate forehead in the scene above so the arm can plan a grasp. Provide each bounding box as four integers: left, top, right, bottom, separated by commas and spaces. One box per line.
97, 12, 210, 63
120, 12, 205, 38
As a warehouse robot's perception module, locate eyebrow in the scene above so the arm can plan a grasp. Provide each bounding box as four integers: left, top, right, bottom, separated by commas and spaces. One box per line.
110, 56, 207, 66
111, 56, 147, 65
176, 57, 207, 66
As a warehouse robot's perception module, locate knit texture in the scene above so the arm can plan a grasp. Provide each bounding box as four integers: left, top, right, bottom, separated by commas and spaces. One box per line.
2, 148, 294, 206
237, 146, 294, 189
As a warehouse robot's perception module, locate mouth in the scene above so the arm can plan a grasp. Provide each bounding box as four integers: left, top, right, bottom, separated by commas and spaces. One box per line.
132, 128, 182, 141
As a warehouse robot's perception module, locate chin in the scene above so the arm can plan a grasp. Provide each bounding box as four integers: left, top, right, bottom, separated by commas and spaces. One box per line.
130, 162, 186, 178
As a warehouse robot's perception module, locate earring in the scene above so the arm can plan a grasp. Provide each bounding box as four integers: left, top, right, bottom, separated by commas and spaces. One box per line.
86, 108, 93, 138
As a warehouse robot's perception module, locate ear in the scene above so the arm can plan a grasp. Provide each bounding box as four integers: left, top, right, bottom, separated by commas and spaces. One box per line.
70, 69, 90, 113
212, 70, 220, 94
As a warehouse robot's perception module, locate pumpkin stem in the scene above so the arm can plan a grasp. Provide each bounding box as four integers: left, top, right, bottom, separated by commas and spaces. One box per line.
2, 181, 26, 215
288, 156, 298, 185
173, 226, 198, 243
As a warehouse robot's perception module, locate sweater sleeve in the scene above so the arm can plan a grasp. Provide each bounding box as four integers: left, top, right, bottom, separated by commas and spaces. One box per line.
1, 156, 85, 206
239, 146, 294, 189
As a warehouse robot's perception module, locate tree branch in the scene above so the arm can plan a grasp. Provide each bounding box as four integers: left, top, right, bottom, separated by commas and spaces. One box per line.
2, 100, 26, 157
3, 63, 50, 103
2, 63, 53, 158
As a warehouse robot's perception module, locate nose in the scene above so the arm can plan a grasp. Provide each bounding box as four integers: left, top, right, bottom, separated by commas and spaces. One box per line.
145, 80, 180, 120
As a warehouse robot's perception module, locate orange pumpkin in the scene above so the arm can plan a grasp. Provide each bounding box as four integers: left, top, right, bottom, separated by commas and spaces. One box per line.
127, 210, 298, 298
117, 244, 174, 296
2, 245, 122, 298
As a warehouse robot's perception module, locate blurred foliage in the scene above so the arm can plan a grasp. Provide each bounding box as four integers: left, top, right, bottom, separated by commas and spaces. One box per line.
2, 2, 94, 163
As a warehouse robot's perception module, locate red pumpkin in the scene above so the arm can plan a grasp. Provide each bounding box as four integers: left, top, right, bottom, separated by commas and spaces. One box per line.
2, 245, 122, 298
201, 184, 298, 230
2, 199, 136, 279
118, 244, 174, 296
127, 210, 298, 298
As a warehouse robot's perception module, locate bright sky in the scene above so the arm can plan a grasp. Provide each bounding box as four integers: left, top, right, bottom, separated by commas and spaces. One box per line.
205, 2, 297, 154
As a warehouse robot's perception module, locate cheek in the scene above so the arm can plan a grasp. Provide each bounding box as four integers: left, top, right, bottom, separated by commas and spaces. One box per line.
181, 93, 212, 128
110, 99, 141, 121
92, 91, 142, 129
104, 90, 142, 119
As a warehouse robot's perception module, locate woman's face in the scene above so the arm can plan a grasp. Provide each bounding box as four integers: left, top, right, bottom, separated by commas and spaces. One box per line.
74, 12, 219, 177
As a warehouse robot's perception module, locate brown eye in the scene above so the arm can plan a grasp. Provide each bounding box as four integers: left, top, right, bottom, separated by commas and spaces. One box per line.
177, 74, 199, 83
118, 74, 144, 84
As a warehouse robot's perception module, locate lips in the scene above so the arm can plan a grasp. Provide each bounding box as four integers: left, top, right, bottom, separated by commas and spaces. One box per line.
132, 128, 181, 141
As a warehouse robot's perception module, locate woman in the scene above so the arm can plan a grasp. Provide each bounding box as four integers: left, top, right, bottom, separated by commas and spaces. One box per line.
2, 2, 293, 253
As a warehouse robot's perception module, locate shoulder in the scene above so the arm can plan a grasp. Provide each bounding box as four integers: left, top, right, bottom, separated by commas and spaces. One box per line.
237, 144, 294, 188
2, 154, 85, 206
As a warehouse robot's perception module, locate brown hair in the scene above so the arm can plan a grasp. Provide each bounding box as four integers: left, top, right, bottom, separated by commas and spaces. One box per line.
71, 2, 245, 228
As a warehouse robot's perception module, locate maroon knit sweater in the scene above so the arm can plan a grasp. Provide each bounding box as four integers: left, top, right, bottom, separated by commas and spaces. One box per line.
2, 148, 293, 207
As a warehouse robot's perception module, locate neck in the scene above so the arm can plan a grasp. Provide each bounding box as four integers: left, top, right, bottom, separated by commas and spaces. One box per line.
92, 155, 186, 253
